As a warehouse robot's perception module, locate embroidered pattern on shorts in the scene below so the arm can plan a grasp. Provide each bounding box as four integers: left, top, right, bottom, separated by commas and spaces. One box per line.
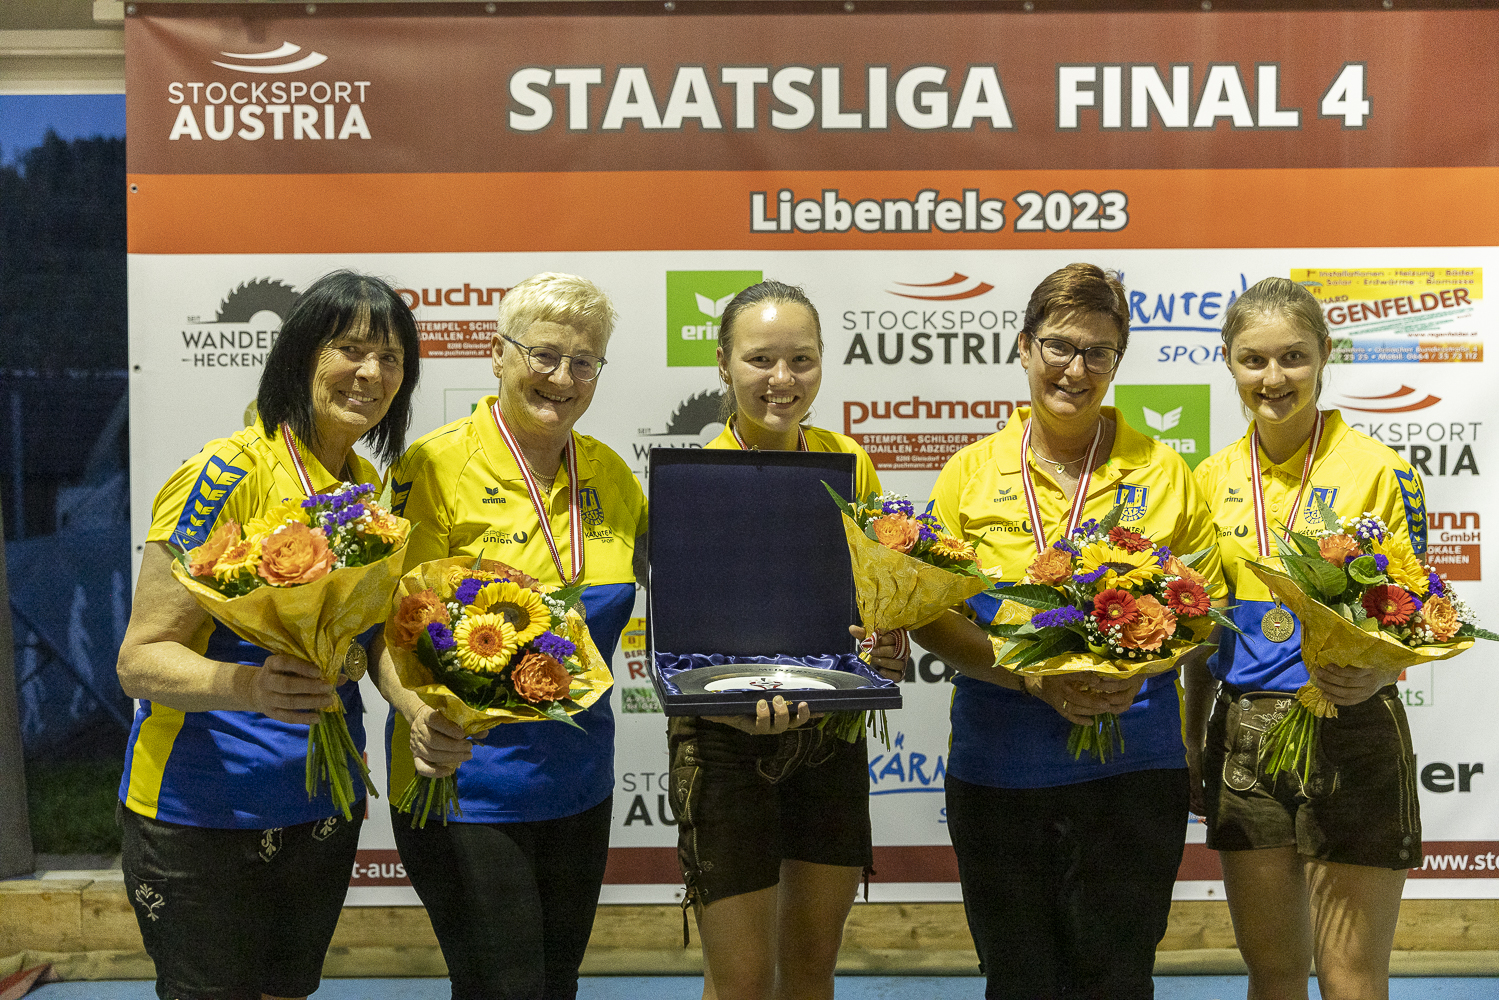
312, 816, 340, 842
259, 827, 284, 862
133, 883, 166, 922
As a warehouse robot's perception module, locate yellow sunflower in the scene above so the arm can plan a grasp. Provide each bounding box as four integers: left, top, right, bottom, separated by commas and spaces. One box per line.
1373, 537, 1427, 594
1075, 541, 1164, 589
212, 535, 263, 581
469, 581, 550, 645
453, 614, 518, 674
930, 535, 978, 562
244, 499, 309, 540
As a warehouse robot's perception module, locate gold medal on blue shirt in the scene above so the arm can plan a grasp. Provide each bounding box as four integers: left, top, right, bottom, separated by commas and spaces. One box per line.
1261, 606, 1295, 643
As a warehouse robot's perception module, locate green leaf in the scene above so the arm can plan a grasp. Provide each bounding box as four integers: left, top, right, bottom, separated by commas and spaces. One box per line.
1178, 547, 1213, 568
1205, 607, 1245, 635
415, 628, 445, 678
1095, 503, 1126, 535
1347, 555, 1387, 587
1009, 630, 1086, 669
822, 481, 857, 520
1273, 528, 1323, 559
548, 580, 589, 613
985, 623, 1027, 639
538, 701, 585, 730
991, 584, 1068, 610
1313, 492, 1341, 535
1459, 624, 1499, 642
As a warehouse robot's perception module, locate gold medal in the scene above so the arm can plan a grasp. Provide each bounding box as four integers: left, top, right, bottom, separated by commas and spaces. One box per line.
1261, 606, 1295, 643
342, 642, 368, 681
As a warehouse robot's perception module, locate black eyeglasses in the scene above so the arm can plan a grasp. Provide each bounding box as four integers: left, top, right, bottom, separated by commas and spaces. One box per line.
502, 335, 607, 382
1033, 337, 1122, 375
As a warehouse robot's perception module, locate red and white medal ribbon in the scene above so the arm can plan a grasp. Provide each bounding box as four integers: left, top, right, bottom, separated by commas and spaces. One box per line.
280, 422, 318, 498
1249, 410, 1325, 559
860, 628, 911, 662
491, 401, 583, 585
1020, 420, 1104, 553
730, 415, 808, 453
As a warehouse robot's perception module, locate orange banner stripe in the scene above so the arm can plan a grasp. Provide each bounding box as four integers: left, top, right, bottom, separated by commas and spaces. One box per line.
127, 167, 1499, 254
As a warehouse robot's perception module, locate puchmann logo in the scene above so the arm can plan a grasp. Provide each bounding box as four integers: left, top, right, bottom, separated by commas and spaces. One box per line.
1112, 384, 1211, 469
166, 42, 371, 143
868, 732, 945, 795
665, 270, 761, 367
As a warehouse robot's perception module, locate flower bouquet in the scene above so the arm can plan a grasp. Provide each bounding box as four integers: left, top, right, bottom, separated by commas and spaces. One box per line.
384, 556, 613, 827
984, 505, 1239, 762
1250, 499, 1497, 784
170, 482, 409, 820
823, 485, 998, 742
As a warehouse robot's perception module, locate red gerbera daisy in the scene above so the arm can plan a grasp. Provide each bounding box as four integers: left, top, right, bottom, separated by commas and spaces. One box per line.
1362, 584, 1416, 626
1107, 526, 1153, 553
1164, 578, 1212, 617
1091, 589, 1140, 628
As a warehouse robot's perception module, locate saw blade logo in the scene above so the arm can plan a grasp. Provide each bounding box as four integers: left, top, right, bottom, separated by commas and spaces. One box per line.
177, 278, 300, 370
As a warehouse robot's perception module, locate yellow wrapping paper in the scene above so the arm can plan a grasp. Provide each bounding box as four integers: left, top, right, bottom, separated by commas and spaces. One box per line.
383, 556, 613, 737
1247, 562, 1471, 717
841, 513, 991, 633
990, 599, 1214, 682
171, 539, 410, 688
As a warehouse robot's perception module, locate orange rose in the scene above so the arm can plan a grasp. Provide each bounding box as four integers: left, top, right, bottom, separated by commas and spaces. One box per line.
257, 522, 336, 587
1162, 556, 1207, 589
511, 652, 572, 703
1318, 533, 1362, 567
1421, 595, 1461, 642
392, 589, 449, 650
1119, 594, 1176, 652
187, 520, 240, 577
871, 514, 921, 554
1025, 547, 1074, 586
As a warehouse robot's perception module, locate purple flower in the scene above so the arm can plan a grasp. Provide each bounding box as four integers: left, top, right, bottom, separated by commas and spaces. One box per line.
1155, 546, 1173, 566
1075, 519, 1099, 538
917, 522, 938, 543
301, 496, 319, 509
882, 497, 915, 516
1032, 606, 1086, 629
454, 578, 485, 606
427, 621, 456, 652
1374, 554, 1389, 573
1428, 571, 1445, 597
532, 631, 577, 661
1052, 538, 1079, 555
1411, 594, 1423, 614
1074, 566, 1109, 585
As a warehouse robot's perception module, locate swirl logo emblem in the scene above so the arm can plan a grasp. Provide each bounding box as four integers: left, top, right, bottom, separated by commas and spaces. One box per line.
211, 41, 329, 74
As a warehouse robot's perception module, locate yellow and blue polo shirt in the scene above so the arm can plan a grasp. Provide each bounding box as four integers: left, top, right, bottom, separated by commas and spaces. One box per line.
384, 396, 646, 823
121, 419, 374, 828
930, 406, 1228, 789
704, 420, 882, 498
1194, 409, 1427, 694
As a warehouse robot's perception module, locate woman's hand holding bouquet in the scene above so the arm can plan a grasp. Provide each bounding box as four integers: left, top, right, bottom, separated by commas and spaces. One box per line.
1251, 498, 1497, 784
384, 557, 613, 827
985, 504, 1240, 762
826, 486, 998, 743
172, 482, 410, 820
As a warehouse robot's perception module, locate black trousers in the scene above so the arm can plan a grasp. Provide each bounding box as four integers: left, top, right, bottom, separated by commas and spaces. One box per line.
392, 795, 613, 1000
946, 769, 1189, 1000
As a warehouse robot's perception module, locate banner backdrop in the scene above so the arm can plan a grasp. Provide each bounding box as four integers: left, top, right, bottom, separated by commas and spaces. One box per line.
126, 5, 1499, 904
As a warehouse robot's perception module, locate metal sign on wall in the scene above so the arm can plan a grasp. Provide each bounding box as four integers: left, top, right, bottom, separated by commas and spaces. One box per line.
126, 4, 1499, 903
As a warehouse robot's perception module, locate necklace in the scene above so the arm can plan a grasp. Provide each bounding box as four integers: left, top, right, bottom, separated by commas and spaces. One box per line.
1028, 443, 1087, 475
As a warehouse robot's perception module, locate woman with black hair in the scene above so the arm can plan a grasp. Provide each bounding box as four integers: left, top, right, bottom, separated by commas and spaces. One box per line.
115, 270, 419, 1000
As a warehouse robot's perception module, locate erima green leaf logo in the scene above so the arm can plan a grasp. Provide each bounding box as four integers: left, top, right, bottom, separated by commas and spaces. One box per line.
666, 270, 762, 367
1112, 384, 1210, 470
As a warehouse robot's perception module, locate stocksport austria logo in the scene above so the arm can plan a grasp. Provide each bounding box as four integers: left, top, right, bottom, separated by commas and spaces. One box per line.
887, 273, 994, 302
1336, 386, 1479, 479
843, 272, 1023, 367
177, 278, 300, 370
1111, 384, 1210, 469
665, 270, 762, 366
166, 41, 372, 143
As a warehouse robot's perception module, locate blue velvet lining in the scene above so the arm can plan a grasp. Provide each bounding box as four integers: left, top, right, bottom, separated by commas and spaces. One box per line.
653, 652, 895, 696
